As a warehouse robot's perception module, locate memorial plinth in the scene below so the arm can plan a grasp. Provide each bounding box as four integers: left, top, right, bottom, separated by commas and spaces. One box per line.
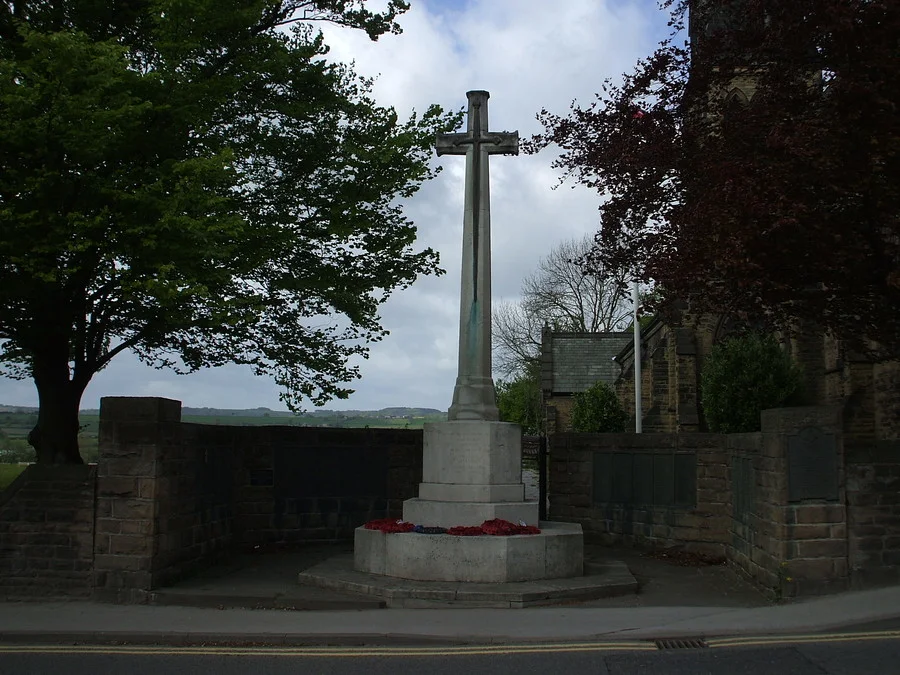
352, 90, 583, 585
405, 420, 537, 526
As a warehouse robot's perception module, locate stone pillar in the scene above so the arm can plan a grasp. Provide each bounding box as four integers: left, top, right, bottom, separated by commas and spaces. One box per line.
760, 406, 847, 597
92, 396, 181, 603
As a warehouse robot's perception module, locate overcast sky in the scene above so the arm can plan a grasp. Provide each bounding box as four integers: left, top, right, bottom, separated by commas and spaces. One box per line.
0, 0, 671, 412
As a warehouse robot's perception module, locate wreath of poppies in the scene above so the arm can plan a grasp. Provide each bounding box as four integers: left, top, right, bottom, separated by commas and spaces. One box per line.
364, 517, 540, 536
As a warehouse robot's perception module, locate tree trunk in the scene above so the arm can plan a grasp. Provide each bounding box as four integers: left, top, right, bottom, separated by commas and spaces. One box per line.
28, 359, 86, 465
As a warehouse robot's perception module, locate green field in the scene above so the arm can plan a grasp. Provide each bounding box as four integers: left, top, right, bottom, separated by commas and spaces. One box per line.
0, 406, 442, 489
73, 412, 444, 430
175, 414, 443, 429
1, 408, 444, 465
0, 463, 26, 490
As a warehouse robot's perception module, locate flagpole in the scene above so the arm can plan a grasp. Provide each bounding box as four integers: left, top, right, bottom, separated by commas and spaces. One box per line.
632, 281, 642, 433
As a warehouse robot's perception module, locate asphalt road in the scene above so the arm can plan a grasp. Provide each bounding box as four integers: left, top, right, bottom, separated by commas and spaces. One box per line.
2, 635, 899, 675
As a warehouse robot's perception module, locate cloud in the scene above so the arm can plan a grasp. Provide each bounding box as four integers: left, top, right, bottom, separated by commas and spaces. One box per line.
0, 0, 669, 412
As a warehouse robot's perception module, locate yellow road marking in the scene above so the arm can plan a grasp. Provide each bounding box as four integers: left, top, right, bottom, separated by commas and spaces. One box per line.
708, 629, 900, 649
0, 630, 897, 657
0, 642, 656, 657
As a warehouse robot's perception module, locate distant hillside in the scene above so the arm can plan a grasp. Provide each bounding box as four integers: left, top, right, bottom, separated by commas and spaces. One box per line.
2, 404, 444, 418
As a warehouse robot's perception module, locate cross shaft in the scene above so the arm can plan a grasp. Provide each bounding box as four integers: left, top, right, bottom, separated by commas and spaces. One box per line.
436, 90, 518, 421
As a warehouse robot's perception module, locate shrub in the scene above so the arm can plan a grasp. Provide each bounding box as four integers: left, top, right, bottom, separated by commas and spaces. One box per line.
701, 332, 803, 433
496, 365, 542, 434
0, 436, 35, 463
571, 381, 630, 433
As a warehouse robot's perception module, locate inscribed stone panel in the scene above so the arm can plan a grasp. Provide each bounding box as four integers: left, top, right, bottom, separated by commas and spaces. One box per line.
592, 452, 612, 503
633, 454, 654, 505
674, 453, 697, 506
788, 427, 839, 502
249, 469, 274, 487
611, 453, 634, 503
732, 456, 754, 522
653, 454, 675, 506
196, 448, 233, 507
274, 445, 388, 499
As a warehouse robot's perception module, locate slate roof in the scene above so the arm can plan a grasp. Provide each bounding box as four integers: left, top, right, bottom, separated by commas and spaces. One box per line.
541, 331, 632, 394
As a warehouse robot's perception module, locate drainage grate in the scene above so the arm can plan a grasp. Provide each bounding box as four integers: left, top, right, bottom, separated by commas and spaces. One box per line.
655, 638, 709, 650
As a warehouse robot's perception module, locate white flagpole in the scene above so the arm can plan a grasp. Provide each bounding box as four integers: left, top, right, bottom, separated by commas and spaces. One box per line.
632, 281, 642, 433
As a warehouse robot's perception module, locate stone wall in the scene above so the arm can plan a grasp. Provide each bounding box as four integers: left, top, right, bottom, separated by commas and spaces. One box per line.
225, 424, 422, 546
613, 315, 708, 434
846, 440, 900, 587
93, 397, 232, 602
0, 396, 424, 603
873, 362, 900, 440
822, 335, 900, 447
543, 396, 574, 436
549, 432, 730, 556
90, 396, 422, 601
730, 408, 848, 597
550, 406, 855, 597
0, 464, 96, 599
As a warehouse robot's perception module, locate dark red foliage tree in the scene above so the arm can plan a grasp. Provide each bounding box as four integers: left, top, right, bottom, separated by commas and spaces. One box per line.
528, 0, 900, 358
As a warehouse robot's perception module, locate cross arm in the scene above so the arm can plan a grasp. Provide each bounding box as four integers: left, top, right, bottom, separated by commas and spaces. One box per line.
436, 133, 470, 156
435, 131, 520, 156
485, 131, 519, 155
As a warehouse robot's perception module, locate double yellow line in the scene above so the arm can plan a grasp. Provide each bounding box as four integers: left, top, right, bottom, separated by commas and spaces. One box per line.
707, 629, 900, 649
0, 630, 898, 657
0, 641, 655, 657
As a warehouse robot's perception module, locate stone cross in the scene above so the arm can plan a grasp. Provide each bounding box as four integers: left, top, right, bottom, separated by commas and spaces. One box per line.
436, 91, 518, 421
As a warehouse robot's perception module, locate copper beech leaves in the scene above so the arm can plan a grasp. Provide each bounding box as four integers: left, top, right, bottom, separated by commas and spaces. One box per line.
528, 0, 900, 358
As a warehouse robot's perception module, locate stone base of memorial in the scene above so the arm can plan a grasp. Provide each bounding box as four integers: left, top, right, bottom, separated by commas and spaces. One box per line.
353, 420, 584, 583
354, 521, 583, 583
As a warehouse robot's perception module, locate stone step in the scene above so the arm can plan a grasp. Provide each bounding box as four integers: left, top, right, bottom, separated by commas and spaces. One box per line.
298, 554, 638, 609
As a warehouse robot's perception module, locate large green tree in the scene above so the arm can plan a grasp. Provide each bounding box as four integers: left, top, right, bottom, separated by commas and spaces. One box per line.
0, 0, 459, 464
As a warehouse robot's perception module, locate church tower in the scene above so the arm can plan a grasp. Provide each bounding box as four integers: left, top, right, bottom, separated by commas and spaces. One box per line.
688, 0, 763, 109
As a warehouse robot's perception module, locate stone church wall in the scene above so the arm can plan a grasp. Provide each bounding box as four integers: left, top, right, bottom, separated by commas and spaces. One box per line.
548, 406, 896, 598
845, 440, 900, 588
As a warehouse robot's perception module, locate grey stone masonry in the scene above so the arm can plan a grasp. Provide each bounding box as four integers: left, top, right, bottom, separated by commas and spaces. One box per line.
93, 396, 184, 603
0, 464, 96, 599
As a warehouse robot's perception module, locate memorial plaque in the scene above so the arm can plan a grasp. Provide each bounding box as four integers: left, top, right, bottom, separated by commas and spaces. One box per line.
592, 450, 696, 508
788, 427, 839, 502
611, 453, 634, 503
274, 445, 388, 499
731, 456, 754, 522
196, 449, 232, 505
633, 454, 654, 505
249, 469, 274, 487
592, 452, 612, 503
673, 453, 697, 506
653, 454, 675, 506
